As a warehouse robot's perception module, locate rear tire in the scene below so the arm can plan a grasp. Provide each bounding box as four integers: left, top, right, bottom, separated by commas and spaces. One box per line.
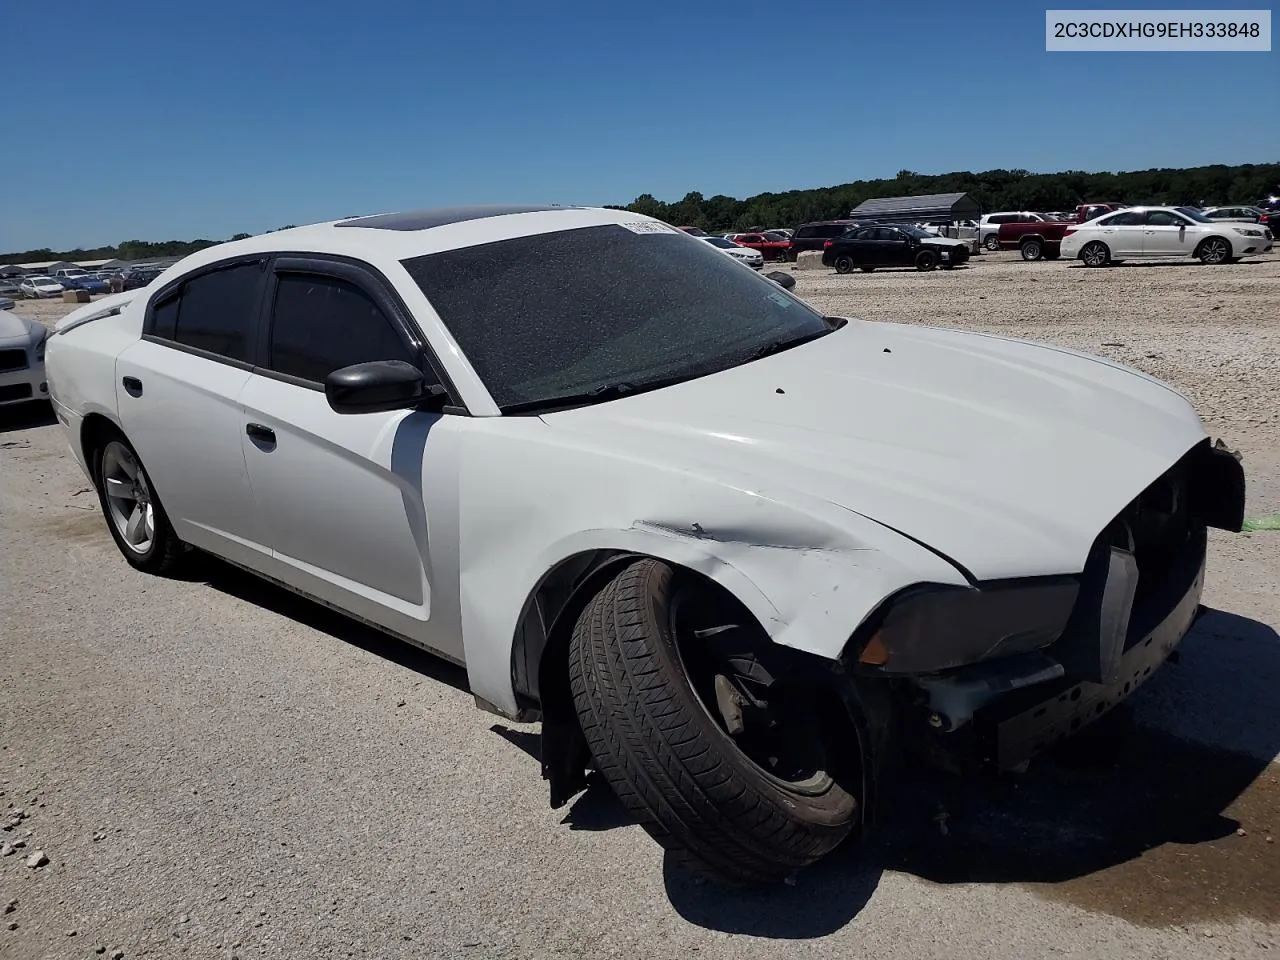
569, 559, 860, 885
984, 234, 1000, 251
1020, 239, 1043, 261
1080, 241, 1110, 267
833, 255, 856, 274
915, 250, 938, 271
92, 433, 186, 574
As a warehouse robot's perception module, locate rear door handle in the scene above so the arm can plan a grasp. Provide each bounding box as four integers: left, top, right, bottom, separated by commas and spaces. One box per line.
246, 423, 276, 445
122, 376, 142, 397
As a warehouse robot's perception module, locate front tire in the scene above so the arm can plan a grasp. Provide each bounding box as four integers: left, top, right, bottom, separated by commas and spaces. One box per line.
93, 436, 185, 574
915, 249, 938, 271
833, 255, 856, 274
1198, 237, 1232, 265
569, 560, 859, 885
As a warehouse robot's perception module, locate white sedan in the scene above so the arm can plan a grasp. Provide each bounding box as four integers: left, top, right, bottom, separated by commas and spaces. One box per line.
700, 235, 764, 268
45, 204, 1245, 884
0, 311, 50, 405
1061, 205, 1273, 266
19, 276, 65, 299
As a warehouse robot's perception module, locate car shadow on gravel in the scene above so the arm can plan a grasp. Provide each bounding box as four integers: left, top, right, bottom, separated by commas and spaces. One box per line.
0, 400, 56, 434
185, 552, 471, 692
664, 608, 1280, 938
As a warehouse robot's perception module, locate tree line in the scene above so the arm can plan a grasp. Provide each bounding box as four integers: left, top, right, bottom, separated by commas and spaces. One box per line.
5, 162, 1278, 262
613, 162, 1280, 231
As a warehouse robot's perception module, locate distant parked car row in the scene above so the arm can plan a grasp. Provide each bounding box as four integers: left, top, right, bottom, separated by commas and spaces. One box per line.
4, 265, 167, 299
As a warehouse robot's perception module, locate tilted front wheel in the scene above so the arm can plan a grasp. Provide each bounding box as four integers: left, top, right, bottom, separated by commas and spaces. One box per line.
569, 559, 860, 884
915, 250, 938, 271
95, 437, 186, 574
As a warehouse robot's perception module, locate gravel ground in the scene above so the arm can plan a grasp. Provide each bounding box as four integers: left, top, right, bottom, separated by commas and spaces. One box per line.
2, 253, 1279, 959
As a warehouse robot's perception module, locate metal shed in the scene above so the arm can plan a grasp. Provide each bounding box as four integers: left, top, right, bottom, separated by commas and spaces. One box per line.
848, 192, 981, 224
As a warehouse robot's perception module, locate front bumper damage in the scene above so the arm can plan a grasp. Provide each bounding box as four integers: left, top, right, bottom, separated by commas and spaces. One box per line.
845, 437, 1244, 772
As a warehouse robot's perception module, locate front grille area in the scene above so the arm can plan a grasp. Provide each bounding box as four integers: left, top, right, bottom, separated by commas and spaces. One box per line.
0, 348, 27, 372
0, 383, 33, 402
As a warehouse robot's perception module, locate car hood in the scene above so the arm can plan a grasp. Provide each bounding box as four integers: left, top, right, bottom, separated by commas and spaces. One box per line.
918, 235, 965, 247
0, 311, 40, 343
541, 321, 1206, 580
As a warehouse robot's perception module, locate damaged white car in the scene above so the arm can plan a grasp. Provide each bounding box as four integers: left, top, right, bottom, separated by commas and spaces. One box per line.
44, 205, 1246, 884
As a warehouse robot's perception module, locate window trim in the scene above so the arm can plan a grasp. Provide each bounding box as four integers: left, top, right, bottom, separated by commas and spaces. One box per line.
141, 254, 269, 369
257, 253, 468, 414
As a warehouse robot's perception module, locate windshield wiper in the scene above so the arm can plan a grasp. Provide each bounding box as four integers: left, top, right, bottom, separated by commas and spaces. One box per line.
501, 373, 696, 415
741, 327, 835, 363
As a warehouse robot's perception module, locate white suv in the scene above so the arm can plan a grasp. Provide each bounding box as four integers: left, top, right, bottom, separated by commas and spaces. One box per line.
979, 212, 1046, 250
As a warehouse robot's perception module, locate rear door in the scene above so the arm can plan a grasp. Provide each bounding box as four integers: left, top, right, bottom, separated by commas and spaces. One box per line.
875, 227, 911, 265
1093, 211, 1144, 256
237, 257, 463, 661
115, 257, 272, 569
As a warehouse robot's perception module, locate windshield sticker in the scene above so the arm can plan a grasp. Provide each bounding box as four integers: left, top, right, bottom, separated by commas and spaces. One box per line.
766, 291, 794, 308
618, 221, 680, 235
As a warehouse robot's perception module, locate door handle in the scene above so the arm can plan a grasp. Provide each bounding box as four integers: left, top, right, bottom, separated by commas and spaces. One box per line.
122, 376, 142, 397
245, 423, 276, 445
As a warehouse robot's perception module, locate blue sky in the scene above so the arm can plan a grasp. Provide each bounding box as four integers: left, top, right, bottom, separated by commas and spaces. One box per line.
6, 0, 1276, 251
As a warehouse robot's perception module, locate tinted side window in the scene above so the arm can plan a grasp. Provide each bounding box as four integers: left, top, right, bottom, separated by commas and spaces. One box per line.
268, 273, 417, 384
989, 214, 1010, 224
151, 295, 179, 340
794, 226, 815, 239
1100, 212, 1144, 226
1145, 210, 1189, 227
169, 263, 262, 362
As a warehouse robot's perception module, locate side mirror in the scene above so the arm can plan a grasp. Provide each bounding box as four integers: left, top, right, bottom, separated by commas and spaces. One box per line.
325, 360, 446, 415
765, 271, 796, 290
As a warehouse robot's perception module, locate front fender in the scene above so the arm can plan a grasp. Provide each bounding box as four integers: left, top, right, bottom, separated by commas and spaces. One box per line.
455, 421, 969, 717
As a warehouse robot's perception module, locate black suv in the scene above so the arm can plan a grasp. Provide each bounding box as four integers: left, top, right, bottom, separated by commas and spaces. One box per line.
788, 220, 861, 260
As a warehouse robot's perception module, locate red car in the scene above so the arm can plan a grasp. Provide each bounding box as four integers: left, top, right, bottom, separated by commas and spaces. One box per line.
729, 232, 793, 262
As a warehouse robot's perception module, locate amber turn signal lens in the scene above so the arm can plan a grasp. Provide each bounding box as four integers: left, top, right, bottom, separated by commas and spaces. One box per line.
858, 631, 889, 666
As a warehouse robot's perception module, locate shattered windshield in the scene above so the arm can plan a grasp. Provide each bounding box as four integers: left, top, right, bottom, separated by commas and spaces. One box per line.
402, 224, 832, 411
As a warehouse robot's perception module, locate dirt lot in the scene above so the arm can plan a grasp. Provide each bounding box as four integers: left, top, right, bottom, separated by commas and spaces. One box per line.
2, 252, 1279, 959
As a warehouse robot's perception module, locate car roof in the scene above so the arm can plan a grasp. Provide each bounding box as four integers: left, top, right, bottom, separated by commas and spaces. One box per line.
154, 205, 674, 280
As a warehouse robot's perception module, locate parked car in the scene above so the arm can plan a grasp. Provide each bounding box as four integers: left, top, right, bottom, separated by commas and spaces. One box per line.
0, 311, 50, 406
728, 232, 792, 262
19, 276, 65, 299
996, 220, 1074, 260
766, 228, 794, 238
1201, 205, 1271, 227
1061, 206, 1274, 267
60, 274, 111, 294
0, 296, 14, 311
1074, 202, 1128, 223
701, 235, 764, 269
823, 223, 971, 272
979, 212, 1047, 250
122, 268, 164, 290
0, 279, 20, 296
788, 220, 861, 259
44, 205, 1246, 885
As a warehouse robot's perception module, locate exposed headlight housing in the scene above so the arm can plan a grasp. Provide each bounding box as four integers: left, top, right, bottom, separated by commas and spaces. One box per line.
846, 579, 1079, 674
1233, 227, 1263, 237
33, 325, 50, 361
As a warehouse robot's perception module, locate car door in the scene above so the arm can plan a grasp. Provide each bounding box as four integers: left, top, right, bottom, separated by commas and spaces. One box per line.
1142, 210, 1196, 256
237, 257, 463, 661
1091, 211, 1144, 256
114, 257, 273, 570
876, 227, 911, 265
834, 227, 873, 264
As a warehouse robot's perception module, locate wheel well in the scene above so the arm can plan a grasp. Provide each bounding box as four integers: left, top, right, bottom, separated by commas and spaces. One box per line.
80, 413, 123, 481
522, 552, 888, 821
1193, 235, 1232, 257
1019, 234, 1045, 245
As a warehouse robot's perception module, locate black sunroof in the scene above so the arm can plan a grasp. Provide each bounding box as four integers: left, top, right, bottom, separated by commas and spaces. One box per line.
334, 204, 581, 232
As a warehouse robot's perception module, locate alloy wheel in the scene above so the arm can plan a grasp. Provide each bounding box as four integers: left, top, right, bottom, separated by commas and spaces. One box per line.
101, 441, 155, 554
